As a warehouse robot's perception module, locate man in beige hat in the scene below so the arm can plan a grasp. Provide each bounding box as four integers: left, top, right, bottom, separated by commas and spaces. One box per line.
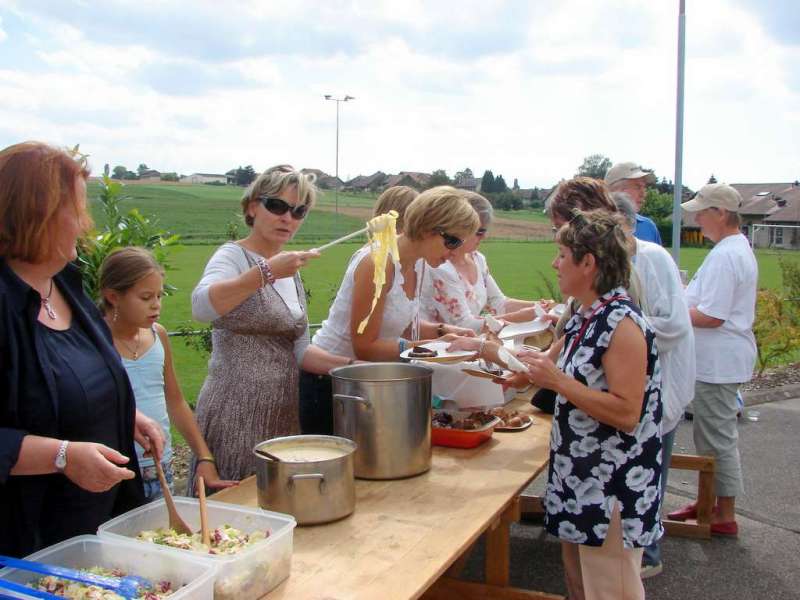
668, 183, 757, 538
605, 162, 661, 244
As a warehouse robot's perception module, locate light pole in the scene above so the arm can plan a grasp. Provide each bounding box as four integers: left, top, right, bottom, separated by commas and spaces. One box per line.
324, 94, 355, 222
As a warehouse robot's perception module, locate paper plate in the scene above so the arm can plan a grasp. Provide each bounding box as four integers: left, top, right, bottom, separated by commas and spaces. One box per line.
400, 341, 477, 363
498, 318, 550, 340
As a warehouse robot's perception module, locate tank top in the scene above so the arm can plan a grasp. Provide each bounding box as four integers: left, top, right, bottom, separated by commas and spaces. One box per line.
122, 328, 172, 466
313, 245, 422, 358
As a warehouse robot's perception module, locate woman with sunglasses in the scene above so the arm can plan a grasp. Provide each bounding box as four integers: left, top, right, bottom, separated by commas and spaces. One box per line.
313, 186, 479, 356
420, 191, 539, 333
189, 165, 354, 487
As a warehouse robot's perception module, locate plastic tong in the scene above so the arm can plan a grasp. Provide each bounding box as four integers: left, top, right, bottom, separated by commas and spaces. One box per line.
0, 555, 152, 599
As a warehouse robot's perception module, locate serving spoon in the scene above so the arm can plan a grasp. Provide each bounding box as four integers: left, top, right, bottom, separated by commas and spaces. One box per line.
154, 460, 192, 536
255, 447, 283, 462
197, 476, 211, 548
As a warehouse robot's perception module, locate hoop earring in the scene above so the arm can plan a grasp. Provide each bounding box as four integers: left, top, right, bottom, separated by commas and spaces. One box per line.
113, 306, 119, 322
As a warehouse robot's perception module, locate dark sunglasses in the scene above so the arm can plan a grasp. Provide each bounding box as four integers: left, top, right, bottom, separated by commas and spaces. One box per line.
435, 228, 463, 250
259, 196, 308, 220
476, 227, 488, 237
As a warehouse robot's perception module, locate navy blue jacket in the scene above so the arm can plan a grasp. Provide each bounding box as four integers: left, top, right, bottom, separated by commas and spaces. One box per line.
0, 259, 144, 556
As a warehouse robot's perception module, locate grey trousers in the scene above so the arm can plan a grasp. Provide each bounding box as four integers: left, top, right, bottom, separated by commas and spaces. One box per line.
692, 381, 744, 497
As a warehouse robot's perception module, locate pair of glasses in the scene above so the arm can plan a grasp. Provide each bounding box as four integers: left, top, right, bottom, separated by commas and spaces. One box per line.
435, 228, 463, 250
260, 196, 308, 220
476, 227, 488, 237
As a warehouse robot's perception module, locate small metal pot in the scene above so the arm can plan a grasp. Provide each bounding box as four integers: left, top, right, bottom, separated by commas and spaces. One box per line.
253, 435, 356, 526
330, 362, 432, 480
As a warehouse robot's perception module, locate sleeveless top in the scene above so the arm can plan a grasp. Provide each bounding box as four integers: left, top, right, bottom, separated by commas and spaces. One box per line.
122, 327, 172, 467
543, 287, 664, 549
313, 245, 422, 358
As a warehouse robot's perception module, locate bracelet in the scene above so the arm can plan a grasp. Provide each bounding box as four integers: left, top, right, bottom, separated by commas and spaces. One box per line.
436, 323, 445, 337
196, 456, 216, 465
255, 257, 275, 287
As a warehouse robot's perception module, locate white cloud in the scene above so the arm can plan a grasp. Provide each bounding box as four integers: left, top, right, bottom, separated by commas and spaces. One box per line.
0, 0, 797, 189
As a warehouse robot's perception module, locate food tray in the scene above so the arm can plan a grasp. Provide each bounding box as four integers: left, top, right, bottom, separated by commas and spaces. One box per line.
98, 497, 296, 600
0, 535, 214, 599
431, 411, 501, 449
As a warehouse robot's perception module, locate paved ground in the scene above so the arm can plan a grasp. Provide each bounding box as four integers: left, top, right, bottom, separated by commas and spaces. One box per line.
460, 394, 800, 599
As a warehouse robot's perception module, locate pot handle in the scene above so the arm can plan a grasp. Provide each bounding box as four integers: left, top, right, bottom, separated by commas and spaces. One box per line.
288, 473, 326, 493
334, 394, 372, 410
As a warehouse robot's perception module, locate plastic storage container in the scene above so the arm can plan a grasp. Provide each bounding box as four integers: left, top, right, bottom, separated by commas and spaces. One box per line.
431, 411, 501, 449
0, 535, 214, 599
98, 497, 296, 600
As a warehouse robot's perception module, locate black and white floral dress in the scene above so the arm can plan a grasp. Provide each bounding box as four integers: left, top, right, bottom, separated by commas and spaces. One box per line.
544, 287, 663, 548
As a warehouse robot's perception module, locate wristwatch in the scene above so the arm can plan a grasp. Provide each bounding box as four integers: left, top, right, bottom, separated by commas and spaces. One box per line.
55, 440, 69, 472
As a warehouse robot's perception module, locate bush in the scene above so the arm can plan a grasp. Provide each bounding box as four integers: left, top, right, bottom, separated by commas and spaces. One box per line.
77, 175, 181, 302
753, 258, 800, 375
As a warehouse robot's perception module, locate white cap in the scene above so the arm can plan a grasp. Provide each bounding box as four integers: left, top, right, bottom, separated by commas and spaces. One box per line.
605, 162, 656, 186
681, 183, 743, 212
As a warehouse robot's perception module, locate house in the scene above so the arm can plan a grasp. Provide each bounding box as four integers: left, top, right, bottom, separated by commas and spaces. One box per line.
225, 169, 237, 185
454, 177, 480, 192
682, 181, 800, 249
382, 171, 431, 191
183, 173, 228, 185
345, 171, 387, 192
138, 169, 161, 182
301, 168, 343, 190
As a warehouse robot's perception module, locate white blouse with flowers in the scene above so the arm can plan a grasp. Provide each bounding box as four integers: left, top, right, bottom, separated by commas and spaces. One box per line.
420, 251, 507, 333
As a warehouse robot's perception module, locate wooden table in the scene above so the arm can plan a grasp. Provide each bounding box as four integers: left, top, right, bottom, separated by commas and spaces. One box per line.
214, 399, 560, 600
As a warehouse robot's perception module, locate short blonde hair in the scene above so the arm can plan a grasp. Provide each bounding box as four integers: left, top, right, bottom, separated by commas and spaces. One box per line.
404, 186, 480, 241
0, 141, 92, 263
373, 186, 419, 234
556, 209, 630, 295
241, 164, 318, 227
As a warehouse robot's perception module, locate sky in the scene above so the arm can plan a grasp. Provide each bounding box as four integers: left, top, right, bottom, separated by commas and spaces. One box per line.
0, 0, 798, 190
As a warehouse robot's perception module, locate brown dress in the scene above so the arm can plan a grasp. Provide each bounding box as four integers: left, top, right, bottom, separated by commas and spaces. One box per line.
189, 245, 308, 490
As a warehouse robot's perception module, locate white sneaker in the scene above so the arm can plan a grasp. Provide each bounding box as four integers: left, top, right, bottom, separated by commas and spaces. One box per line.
640, 562, 663, 579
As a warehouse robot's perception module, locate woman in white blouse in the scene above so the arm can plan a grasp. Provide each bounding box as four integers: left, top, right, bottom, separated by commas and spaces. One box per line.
420, 192, 538, 333
189, 165, 352, 484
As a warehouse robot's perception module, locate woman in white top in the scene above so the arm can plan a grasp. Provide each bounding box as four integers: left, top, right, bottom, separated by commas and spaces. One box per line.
420, 192, 537, 332
189, 165, 352, 485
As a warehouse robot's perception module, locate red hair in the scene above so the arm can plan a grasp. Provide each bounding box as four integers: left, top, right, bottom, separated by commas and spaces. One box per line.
0, 141, 92, 263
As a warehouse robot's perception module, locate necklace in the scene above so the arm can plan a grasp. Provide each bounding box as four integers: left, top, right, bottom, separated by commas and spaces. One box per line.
41, 279, 57, 320
118, 329, 142, 360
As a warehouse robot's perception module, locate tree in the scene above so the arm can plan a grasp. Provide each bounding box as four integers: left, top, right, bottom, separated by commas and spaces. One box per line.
453, 168, 474, 184
234, 165, 257, 186
513, 178, 520, 190
708, 173, 718, 184
427, 169, 450, 188
494, 174, 508, 193
640, 189, 674, 225
492, 191, 522, 210
576, 154, 612, 179
480, 170, 495, 193
112, 165, 128, 180
137, 163, 149, 176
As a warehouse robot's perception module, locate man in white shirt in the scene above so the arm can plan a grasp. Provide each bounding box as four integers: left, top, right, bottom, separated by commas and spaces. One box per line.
668, 183, 758, 537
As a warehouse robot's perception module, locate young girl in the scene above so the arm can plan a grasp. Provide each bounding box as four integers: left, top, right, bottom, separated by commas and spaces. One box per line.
100, 247, 237, 499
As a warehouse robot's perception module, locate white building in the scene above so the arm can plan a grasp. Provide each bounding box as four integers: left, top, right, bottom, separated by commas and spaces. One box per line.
182, 173, 227, 184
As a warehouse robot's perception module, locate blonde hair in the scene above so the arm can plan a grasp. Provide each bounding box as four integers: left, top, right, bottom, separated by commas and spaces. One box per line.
0, 141, 92, 263
404, 186, 480, 241
373, 186, 419, 233
556, 209, 630, 295
241, 164, 318, 227
99, 247, 163, 313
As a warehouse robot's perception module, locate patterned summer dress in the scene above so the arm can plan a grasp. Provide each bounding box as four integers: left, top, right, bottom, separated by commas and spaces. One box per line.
189, 246, 308, 489
543, 287, 664, 548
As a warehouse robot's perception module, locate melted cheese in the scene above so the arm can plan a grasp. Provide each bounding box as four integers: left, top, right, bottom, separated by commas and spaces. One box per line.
357, 210, 400, 334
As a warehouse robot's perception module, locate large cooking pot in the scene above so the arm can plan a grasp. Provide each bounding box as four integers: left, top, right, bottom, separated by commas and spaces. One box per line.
330, 362, 432, 480
253, 435, 356, 525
